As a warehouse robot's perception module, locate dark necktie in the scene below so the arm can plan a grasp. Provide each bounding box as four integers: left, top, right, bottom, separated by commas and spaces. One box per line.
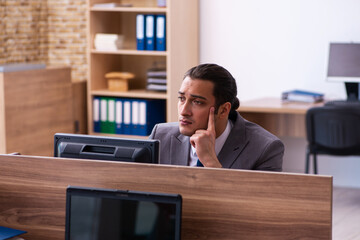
196, 159, 204, 167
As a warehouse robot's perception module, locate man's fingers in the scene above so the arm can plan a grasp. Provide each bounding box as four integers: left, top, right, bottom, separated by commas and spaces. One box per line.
207, 107, 215, 133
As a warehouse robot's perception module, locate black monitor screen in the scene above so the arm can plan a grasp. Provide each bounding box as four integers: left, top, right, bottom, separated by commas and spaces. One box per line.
65, 186, 182, 240
54, 133, 159, 164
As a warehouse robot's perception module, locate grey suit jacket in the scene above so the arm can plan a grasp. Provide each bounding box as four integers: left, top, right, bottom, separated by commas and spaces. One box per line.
149, 112, 284, 171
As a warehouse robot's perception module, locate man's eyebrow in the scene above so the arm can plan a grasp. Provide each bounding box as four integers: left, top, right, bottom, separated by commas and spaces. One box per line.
178, 91, 207, 100
190, 94, 207, 100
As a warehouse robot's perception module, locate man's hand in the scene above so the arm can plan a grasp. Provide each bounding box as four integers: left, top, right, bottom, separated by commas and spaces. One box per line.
190, 107, 222, 168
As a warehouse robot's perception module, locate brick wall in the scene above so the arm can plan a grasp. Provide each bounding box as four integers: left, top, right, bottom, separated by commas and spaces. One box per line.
0, 0, 87, 82
0, 2, 6, 61
47, 0, 87, 82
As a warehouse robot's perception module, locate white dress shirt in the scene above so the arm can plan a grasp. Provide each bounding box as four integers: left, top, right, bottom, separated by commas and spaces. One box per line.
189, 120, 233, 166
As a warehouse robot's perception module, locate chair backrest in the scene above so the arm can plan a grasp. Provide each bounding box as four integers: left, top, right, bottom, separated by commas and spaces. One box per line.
306, 105, 360, 155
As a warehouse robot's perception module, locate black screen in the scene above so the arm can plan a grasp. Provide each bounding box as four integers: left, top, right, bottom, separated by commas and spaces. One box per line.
66, 188, 181, 240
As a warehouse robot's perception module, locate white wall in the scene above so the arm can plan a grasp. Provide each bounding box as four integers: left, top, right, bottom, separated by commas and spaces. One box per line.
199, 0, 360, 188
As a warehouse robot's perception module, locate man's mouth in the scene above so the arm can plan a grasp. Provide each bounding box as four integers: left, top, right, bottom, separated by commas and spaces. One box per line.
179, 119, 192, 125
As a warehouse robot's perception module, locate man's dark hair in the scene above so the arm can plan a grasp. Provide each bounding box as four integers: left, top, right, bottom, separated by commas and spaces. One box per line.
183, 63, 240, 119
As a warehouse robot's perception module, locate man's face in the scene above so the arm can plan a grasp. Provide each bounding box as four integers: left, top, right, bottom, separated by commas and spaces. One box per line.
178, 77, 216, 136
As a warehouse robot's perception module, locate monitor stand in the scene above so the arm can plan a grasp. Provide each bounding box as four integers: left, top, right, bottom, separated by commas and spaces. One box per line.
345, 82, 360, 101
325, 82, 360, 106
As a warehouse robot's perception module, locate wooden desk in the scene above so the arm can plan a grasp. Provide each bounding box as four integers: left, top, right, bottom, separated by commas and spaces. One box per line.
238, 97, 323, 138
0, 154, 332, 240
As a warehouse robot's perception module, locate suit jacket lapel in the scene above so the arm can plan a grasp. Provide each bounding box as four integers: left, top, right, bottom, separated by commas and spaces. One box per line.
170, 133, 190, 166
218, 113, 248, 168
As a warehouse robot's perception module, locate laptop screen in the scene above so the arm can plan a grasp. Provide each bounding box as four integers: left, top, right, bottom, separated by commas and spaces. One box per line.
65, 186, 182, 240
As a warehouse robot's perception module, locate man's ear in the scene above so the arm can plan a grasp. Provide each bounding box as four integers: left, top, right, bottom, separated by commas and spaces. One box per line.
217, 102, 231, 119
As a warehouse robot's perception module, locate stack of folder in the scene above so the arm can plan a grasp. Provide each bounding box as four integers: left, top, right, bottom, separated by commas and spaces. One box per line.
93, 97, 166, 136
146, 68, 167, 92
281, 89, 324, 103
136, 14, 166, 51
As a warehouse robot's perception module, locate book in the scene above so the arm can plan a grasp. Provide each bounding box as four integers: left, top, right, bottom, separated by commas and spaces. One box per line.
147, 84, 167, 91
147, 70, 166, 77
128, 99, 166, 136
131, 100, 140, 135
282, 89, 324, 103
145, 15, 156, 50
136, 14, 145, 50
155, 15, 166, 51
123, 99, 132, 135
99, 97, 108, 133
0, 226, 26, 239
115, 98, 123, 134
93, 97, 101, 133
147, 78, 167, 84
92, 3, 133, 8
106, 97, 116, 134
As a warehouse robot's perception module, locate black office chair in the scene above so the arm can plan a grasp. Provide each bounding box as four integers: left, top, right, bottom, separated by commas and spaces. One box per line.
305, 105, 360, 174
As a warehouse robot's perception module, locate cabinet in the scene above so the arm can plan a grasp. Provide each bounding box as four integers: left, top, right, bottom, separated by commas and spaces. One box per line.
86, 0, 199, 137
0, 67, 74, 156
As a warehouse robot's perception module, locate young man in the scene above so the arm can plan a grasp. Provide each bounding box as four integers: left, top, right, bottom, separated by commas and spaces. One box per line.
149, 63, 284, 171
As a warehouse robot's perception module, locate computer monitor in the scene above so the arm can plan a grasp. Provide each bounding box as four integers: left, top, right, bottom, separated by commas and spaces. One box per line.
54, 133, 159, 164
326, 42, 360, 101
65, 186, 182, 240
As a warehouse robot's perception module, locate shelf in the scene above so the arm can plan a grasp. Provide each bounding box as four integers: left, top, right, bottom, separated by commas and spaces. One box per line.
90, 7, 167, 13
91, 49, 168, 56
89, 131, 149, 139
91, 89, 167, 99
87, 0, 199, 133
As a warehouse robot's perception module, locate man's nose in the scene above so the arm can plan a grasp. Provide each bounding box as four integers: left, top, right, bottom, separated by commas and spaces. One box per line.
179, 101, 191, 116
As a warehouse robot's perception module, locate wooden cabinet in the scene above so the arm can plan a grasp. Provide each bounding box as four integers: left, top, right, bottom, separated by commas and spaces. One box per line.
0, 67, 74, 156
86, 0, 199, 137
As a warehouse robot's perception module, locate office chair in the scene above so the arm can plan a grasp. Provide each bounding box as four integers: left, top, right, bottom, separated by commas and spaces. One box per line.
305, 105, 360, 174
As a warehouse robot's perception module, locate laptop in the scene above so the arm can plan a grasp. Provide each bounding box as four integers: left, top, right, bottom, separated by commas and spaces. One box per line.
65, 186, 182, 240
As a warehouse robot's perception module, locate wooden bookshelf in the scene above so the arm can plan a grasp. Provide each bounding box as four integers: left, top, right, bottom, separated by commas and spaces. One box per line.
91, 49, 168, 56
87, 0, 199, 137
91, 89, 167, 99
